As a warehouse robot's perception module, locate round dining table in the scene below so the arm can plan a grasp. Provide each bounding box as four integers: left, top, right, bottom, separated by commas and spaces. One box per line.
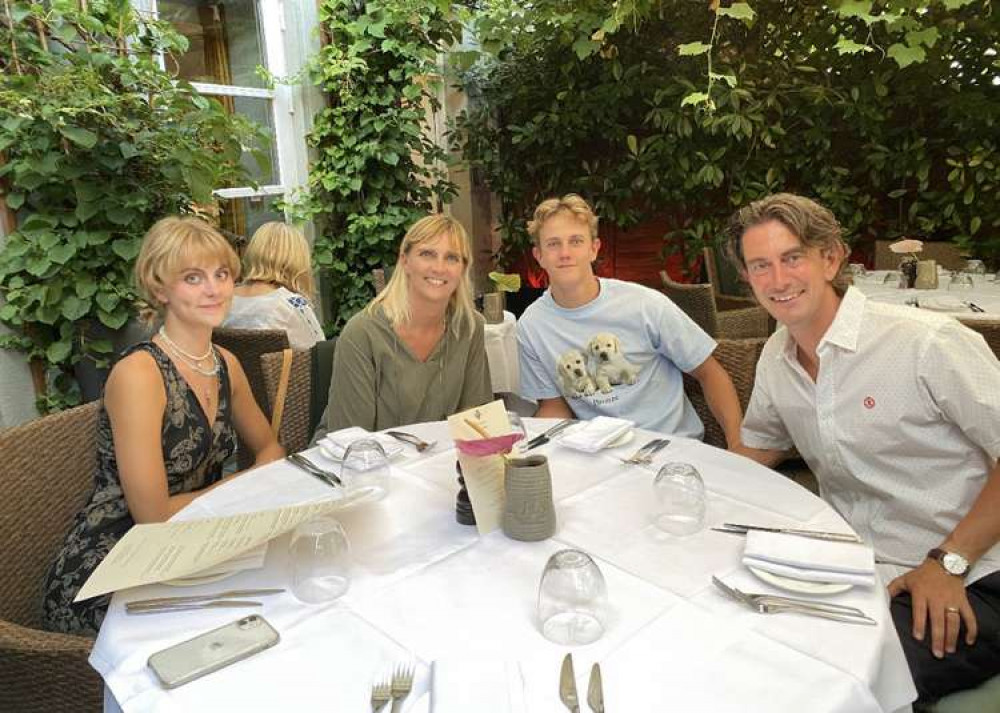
93, 420, 916, 713
853, 271, 1000, 318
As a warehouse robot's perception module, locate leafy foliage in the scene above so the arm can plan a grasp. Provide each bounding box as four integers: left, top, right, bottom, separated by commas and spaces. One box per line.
293, 0, 462, 332
457, 0, 1000, 271
0, 0, 261, 411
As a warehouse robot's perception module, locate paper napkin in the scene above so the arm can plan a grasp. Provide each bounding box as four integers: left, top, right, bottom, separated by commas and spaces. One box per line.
559, 416, 634, 453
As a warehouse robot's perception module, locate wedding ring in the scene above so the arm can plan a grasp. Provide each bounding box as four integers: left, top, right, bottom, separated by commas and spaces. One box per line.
945, 606, 960, 614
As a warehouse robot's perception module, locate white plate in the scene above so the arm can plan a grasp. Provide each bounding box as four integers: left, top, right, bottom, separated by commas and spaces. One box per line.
748, 565, 853, 595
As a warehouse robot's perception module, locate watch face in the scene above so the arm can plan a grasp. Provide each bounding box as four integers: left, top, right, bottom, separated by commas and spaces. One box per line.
942, 552, 969, 575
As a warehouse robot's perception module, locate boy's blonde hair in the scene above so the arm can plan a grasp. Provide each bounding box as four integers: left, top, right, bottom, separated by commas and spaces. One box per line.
241, 222, 316, 299
370, 214, 478, 337
527, 194, 599, 246
134, 216, 240, 317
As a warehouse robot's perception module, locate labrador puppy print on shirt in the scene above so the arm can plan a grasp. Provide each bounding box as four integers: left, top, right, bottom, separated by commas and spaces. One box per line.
557, 349, 597, 398
588, 332, 641, 393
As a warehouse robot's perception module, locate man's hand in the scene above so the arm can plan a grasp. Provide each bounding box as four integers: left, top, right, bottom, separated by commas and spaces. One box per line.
888, 560, 978, 659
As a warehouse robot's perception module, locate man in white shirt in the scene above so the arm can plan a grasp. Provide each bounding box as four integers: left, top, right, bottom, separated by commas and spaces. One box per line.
727, 193, 1000, 703
517, 194, 742, 445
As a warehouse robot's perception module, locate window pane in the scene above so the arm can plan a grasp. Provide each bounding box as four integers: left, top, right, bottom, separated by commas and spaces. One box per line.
231, 95, 278, 185
219, 195, 284, 248
159, 0, 266, 87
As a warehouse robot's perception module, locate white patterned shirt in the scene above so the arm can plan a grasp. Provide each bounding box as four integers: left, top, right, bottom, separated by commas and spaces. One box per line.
223, 287, 325, 351
742, 287, 1000, 583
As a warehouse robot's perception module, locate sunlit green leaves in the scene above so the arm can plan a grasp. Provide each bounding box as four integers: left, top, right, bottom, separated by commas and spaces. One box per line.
678, 42, 712, 56
834, 38, 873, 55
888, 43, 926, 68
717, 2, 755, 22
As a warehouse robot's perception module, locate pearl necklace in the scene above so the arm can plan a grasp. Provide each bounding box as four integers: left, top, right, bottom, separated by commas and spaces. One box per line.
158, 326, 213, 361
158, 327, 220, 377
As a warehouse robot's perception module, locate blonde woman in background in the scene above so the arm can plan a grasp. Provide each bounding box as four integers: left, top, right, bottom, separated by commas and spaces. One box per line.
223, 221, 326, 349
312, 214, 492, 438
42, 216, 283, 635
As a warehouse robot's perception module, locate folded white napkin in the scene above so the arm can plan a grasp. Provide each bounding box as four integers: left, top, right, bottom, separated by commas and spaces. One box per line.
318, 427, 404, 461
558, 416, 634, 453
431, 660, 526, 713
742, 531, 875, 587
919, 296, 966, 312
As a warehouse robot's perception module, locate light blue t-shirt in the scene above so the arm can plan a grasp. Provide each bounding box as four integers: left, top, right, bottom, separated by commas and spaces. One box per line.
517, 278, 716, 438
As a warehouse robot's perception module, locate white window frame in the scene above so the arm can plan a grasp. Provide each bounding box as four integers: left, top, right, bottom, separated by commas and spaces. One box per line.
136, 0, 315, 207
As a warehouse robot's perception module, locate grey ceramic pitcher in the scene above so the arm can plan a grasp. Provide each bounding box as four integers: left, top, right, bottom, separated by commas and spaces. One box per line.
502, 455, 557, 541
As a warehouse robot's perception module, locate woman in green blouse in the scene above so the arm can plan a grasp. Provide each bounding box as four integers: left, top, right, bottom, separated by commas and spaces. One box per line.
313, 215, 492, 437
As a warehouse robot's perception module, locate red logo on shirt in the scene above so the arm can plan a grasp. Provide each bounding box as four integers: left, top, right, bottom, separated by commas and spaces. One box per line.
863, 397, 875, 409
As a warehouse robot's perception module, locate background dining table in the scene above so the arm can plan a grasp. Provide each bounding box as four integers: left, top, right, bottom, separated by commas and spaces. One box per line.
93, 419, 916, 713
483, 310, 520, 395
853, 271, 1000, 318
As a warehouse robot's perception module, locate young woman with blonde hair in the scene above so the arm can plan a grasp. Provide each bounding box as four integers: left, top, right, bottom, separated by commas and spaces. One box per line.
222, 221, 325, 349
313, 214, 492, 437
43, 216, 283, 635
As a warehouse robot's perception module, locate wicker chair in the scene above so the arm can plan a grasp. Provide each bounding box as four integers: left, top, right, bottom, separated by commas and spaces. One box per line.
683, 338, 767, 449
702, 246, 758, 309
259, 339, 337, 454
659, 271, 770, 339
212, 328, 290, 468
957, 318, 1000, 359
874, 239, 967, 271
0, 401, 104, 713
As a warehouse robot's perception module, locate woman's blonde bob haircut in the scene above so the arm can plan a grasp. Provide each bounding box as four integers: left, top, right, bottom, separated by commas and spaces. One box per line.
241, 222, 316, 300
134, 216, 240, 317
369, 214, 478, 337
527, 193, 599, 245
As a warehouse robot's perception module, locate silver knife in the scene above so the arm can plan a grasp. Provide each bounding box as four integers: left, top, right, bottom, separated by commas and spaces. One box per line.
523, 419, 574, 451
587, 663, 604, 713
559, 653, 579, 712
714, 523, 862, 543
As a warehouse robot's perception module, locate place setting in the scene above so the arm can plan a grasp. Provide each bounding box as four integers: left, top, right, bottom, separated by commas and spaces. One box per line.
710, 521, 878, 625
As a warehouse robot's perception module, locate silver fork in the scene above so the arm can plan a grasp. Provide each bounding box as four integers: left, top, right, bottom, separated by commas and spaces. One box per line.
389, 664, 414, 713
711, 576, 875, 625
370, 679, 391, 712
620, 438, 670, 465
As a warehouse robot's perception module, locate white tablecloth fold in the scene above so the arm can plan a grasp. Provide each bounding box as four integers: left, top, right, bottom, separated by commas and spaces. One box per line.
430, 660, 526, 713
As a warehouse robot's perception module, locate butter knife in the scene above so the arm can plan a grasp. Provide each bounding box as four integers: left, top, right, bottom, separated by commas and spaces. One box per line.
587, 663, 604, 713
714, 523, 862, 543
559, 653, 579, 712
523, 419, 574, 451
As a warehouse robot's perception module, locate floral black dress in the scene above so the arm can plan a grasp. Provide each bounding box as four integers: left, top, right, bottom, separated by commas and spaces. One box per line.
42, 342, 237, 635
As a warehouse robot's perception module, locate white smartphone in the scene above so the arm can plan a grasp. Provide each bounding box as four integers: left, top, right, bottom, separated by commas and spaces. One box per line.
148, 614, 280, 689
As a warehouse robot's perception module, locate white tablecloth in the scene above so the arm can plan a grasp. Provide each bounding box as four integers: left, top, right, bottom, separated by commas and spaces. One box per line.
93, 420, 916, 713
484, 310, 519, 393
854, 273, 1000, 319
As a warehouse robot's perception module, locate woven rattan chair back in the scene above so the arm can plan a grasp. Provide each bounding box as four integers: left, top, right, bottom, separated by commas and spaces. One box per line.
957, 318, 1000, 360
874, 239, 967, 271
683, 338, 767, 448
260, 350, 313, 455
660, 270, 720, 336
0, 400, 103, 712
213, 328, 290, 468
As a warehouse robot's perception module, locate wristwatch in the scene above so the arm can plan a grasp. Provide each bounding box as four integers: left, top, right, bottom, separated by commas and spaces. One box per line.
927, 548, 970, 577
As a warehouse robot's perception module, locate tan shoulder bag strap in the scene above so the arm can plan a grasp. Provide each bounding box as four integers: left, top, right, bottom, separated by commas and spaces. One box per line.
270, 348, 293, 437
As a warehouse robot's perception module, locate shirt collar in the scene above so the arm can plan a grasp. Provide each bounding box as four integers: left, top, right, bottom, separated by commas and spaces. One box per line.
774, 285, 866, 363
820, 286, 866, 353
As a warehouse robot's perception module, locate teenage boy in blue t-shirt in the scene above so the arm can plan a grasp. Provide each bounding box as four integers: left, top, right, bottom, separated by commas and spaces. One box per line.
516, 194, 743, 444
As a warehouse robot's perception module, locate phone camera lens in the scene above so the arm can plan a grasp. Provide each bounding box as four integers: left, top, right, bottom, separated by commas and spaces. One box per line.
238, 615, 260, 629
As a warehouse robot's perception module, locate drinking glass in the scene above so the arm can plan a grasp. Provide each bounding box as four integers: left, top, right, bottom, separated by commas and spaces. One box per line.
289, 517, 351, 603
340, 439, 390, 500
966, 259, 986, 275
849, 263, 867, 279
652, 462, 706, 536
537, 549, 608, 645
947, 271, 974, 291
882, 270, 900, 286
